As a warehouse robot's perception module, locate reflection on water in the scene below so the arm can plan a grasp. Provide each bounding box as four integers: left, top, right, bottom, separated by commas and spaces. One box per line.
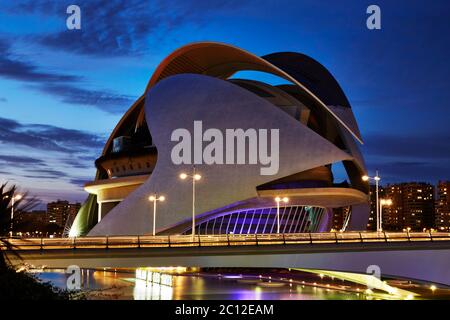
35, 268, 376, 300
134, 281, 173, 300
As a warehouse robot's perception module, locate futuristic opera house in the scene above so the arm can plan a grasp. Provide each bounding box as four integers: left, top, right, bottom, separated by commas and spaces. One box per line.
69, 42, 370, 237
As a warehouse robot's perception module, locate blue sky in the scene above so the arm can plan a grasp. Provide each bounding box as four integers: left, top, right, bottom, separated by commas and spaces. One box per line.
0, 0, 449, 205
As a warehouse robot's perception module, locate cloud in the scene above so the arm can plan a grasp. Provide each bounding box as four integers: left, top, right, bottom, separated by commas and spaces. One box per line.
0, 38, 80, 82
373, 161, 450, 183
0, 154, 45, 167
10, 0, 248, 57
362, 132, 450, 183
0, 117, 100, 198
0, 37, 134, 113
32, 83, 135, 114
0, 117, 102, 188
363, 133, 450, 160
21, 169, 70, 180
25, 168, 69, 178
69, 178, 91, 188
61, 157, 94, 169
0, 116, 104, 153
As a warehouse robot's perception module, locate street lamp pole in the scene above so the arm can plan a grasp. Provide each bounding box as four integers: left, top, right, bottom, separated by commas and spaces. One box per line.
362, 171, 381, 232
9, 194, 22, 237
274, 197, 289, 234
375, 170, 380, 231
180, 167, 202, 237
192, 167, 196, 238
379, 199, 392, 232
374, 171, 380, 231
153, 198, 156, 235
148, 194, 165, 236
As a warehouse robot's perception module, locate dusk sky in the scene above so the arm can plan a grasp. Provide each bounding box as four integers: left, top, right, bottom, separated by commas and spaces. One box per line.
0, 0, 449, 206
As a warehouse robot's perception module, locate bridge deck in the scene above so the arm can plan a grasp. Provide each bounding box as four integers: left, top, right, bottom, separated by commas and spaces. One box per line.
2, 231, 450, 252
3, 232, 450, 286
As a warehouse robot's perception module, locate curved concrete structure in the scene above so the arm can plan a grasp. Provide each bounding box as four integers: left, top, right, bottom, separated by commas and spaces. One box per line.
69, 42, 369, 237
89, 74, 356, 236
146, 42, 363, 144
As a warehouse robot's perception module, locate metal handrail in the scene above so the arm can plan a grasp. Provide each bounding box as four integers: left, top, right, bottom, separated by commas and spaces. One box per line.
1, 232, 449, 251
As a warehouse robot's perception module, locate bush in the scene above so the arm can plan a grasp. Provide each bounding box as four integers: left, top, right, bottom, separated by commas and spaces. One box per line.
0, 264, 84, 300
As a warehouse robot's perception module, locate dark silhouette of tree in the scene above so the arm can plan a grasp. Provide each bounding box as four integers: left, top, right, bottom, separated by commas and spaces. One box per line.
1, 182, 40, 268
0, 182, 78, 299
0, 182, 40, 236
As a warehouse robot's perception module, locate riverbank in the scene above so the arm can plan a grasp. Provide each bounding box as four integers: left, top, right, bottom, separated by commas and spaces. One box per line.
0, 265, 75, 299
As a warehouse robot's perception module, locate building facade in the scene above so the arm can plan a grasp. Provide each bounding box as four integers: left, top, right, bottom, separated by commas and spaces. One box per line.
69, 42, 370, 237
435, 181, 450, 231
15, 210, 47, 233
382, 183, 435, 231
331, 206, 352, 231
47, 200, 81, 228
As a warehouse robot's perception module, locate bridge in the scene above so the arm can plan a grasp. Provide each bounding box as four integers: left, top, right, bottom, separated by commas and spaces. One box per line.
2, 231, 450, 286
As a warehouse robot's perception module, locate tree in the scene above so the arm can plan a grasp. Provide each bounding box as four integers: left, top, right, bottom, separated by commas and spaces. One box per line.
1, 182, 40, 267
0, 182, 40, 236
0, 182, 76, 299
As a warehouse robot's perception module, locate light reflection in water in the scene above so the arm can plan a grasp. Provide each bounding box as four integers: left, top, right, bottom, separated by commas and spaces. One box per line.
33, 268, 422, 300
134, 280, 173, 300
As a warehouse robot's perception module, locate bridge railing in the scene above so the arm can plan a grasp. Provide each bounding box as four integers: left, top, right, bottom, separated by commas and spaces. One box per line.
2, 231, 450, 251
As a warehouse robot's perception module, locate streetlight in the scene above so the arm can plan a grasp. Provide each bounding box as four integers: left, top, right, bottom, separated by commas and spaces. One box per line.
379, 199, 392, 232
148, 194, 165, 236
7, 194, 22, 237
275, 196, 289, 234
362, 171, 381, 232
405, 226, 411, 236
179, 167, 202, 237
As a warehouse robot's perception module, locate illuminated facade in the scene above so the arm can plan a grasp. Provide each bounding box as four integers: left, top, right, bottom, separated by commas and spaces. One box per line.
436, 181, 450, 231
69, 42, 370, 237
383, 182, 435, 231
47, 200, 81, 228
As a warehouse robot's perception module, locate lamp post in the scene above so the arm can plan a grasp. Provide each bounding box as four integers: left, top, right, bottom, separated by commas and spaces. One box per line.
379, 199, 392, 232
7, 194, 22, 237
362, 171, 381, 232
274, 197, 289, 234
179, 167, 202, 237
148, 194, 165, 236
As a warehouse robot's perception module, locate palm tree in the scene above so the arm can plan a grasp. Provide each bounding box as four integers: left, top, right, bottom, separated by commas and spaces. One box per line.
0, 182, 75, 299
0, 182, 40, 267
0, 182, 40, 236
